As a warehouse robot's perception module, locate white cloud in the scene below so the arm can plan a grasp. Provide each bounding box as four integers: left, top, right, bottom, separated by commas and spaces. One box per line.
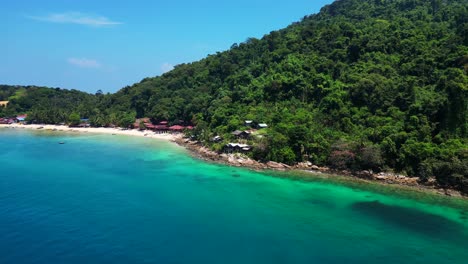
68, 58, 101, 68
161, 63, 174, 73
28, 12, 122, 27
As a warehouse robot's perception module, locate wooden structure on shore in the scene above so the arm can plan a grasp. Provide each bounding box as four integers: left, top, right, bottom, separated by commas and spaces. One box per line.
231, 130, 251, 139
224, 143, 252, 153
134, 119, 194, 134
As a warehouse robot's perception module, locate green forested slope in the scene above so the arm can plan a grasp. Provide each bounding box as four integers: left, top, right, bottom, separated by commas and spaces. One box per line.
110, 0, 467, 184
2, 0, 467, 191
0, 85, 98, 124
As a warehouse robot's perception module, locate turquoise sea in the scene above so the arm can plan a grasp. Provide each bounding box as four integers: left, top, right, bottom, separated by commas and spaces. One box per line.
0, 128, 467, 264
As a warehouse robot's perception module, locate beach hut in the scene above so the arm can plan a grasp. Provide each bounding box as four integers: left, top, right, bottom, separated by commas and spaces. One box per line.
140, 118, 150, 123
232, 130, 243, 137
145, 123, 156, 130
134, 118, 152, 130
224, 143, 252, 153
169, 125, 185, 133
258, 123, 268, 129
16, 114, 27, 122
231, 130, 251, 139
212, 135, 223, 142
154, 125, 169, 134
79, 118, 90, 128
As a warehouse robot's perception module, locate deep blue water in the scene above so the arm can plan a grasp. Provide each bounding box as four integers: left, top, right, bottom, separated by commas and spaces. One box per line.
1, 128, 467, 264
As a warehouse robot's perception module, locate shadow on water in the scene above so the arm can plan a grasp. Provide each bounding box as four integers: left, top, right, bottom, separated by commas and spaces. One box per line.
351, 201, 467, 241
302, 198, 336, 209
460, 211, 468, 222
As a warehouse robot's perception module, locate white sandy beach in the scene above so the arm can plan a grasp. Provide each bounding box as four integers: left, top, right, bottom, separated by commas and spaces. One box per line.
0, 123, 180, 141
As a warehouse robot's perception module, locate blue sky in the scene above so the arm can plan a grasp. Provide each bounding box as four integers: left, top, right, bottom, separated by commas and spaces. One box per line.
1, 0, 334, 93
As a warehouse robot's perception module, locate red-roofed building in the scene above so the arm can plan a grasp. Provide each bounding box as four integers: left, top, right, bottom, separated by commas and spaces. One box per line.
145, 124, 156, 129
154, 125, 169, 130
169, 125, 185, 131
134, 118, 153, 129
16, 114, 27, 122
152, 124, 169, 134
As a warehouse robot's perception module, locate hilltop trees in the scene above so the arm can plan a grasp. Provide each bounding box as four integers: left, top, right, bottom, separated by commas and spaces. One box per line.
104, 0, 466, 191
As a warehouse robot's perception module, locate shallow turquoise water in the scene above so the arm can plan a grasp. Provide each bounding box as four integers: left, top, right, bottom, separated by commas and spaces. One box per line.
1, 128, 467, 264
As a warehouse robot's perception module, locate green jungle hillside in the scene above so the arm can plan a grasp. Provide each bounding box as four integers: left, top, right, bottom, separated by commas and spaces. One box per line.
1, 0, 467, 192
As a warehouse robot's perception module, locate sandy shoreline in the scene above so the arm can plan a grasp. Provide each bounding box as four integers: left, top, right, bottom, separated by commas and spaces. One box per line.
2, 123, 465, 198
0, 123, 179, 141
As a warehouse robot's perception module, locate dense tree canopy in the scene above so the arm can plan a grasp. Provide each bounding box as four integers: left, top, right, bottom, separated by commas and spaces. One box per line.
0, 85, 98, 124
1, 0, 467, 192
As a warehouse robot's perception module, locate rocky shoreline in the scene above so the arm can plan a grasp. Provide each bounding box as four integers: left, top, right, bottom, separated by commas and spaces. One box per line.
3, 124, 463, 197
175, 137, 465, 198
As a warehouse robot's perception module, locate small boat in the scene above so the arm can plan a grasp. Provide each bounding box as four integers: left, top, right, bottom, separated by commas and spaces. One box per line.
59, 142, 65, 144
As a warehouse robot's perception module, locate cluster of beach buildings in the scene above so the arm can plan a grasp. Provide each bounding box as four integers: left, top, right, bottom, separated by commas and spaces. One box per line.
134, 118, 193, 134
215, 120, 268, 154
0, 114, 27, 125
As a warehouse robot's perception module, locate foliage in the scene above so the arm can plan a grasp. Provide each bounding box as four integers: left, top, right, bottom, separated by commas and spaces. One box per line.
68, 112, 81, 127
1, 0, 467, 192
